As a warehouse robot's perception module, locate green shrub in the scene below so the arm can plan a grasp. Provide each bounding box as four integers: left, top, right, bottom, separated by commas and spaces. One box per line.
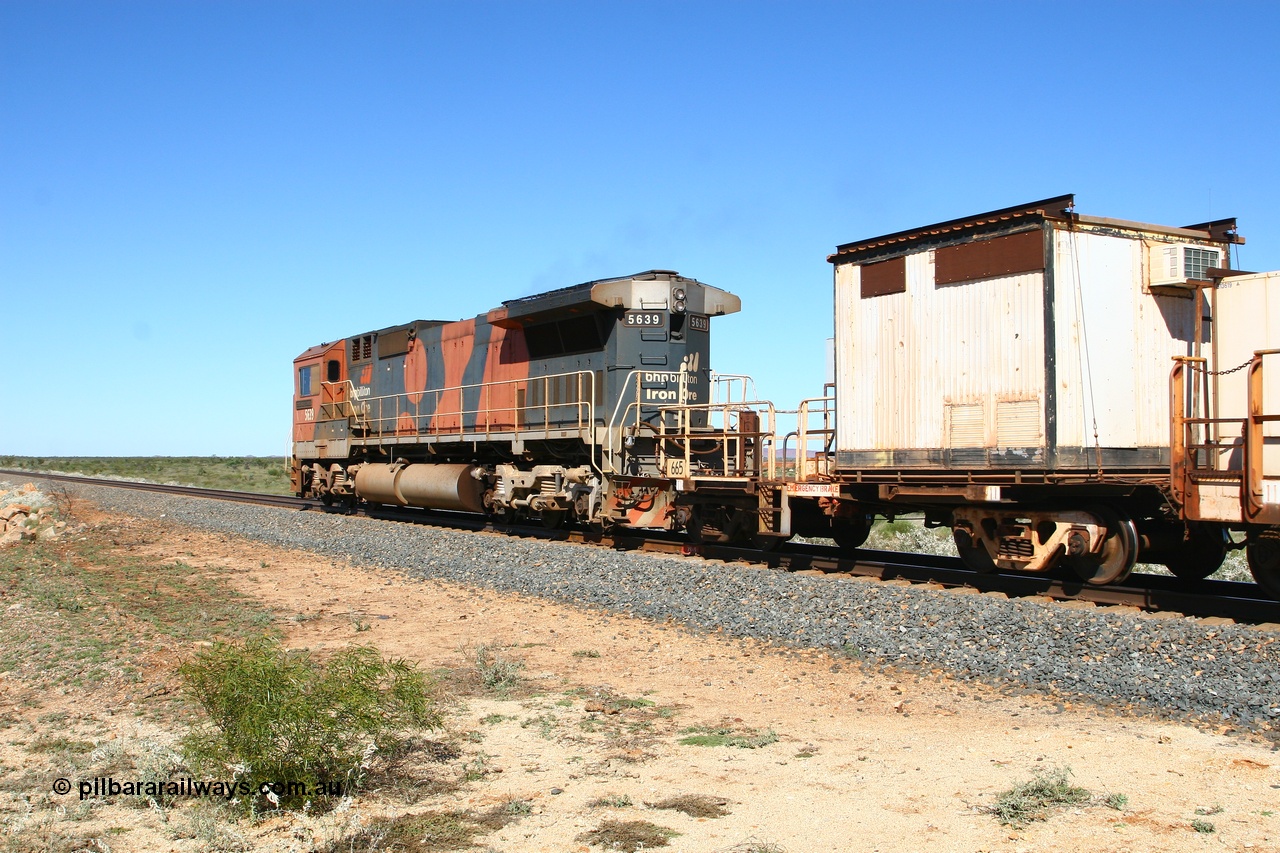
179, 638, 439, 811
472, 643, 523, 693
989, 766, 1090, 826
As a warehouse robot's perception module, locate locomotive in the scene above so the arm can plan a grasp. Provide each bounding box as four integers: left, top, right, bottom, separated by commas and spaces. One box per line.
291, 270, 753, 533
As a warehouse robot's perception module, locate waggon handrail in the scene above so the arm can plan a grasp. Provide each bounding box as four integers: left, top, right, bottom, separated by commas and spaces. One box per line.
1171, 350, 1279, 523
794, 394, 836, 482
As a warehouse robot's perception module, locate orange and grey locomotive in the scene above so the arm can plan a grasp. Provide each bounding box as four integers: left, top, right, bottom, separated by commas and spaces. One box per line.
291, 270, 742, 530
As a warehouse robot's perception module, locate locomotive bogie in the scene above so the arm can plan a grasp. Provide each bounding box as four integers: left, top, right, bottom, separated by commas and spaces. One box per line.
489, 463, 597, 522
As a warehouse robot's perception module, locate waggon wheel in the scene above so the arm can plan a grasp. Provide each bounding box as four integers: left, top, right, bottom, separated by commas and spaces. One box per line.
541, 509, 567, 530
752, 533, 786, 552
830, 514, 873, 551
1163, 526, 1228, 581
952, 525, 995, 572
957, 543, 996, 573
1248, 527, 1280, 600
1064, 508, 1137, 586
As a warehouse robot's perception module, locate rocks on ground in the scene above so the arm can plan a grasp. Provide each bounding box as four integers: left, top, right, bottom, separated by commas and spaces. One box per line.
0, 481, 71, 545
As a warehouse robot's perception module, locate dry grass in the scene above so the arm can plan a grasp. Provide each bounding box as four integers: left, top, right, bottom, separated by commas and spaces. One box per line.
587, 793, 634, 809
677, 723, 777, 749
646, 794, 730, 818
577, 818, 679, 851
317, 811, 484, 852
0, 526, 276, 690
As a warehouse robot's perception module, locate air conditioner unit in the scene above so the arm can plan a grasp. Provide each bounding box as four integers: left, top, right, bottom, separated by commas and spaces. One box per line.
1148, 243, 1223, 288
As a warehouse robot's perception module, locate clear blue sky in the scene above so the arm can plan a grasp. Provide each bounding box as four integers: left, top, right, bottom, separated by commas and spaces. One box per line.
3, 1, 1278, 455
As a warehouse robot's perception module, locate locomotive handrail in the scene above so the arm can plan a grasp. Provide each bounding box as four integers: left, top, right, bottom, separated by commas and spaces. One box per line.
602, 370, 644, 475
318, 380, 364, 423
710, 373, 758, 405
324, 370, 603, 476
656, 398, 779, 480
600, 369, 780, 479
602, 369, 725, 476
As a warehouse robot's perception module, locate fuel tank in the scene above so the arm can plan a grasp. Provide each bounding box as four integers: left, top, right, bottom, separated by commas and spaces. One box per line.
353, 463, 484, 513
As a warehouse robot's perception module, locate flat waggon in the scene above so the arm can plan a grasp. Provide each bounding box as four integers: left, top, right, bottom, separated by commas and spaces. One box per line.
779, 195, 1280, 597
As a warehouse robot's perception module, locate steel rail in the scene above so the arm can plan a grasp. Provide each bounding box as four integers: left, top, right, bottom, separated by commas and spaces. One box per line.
0, 469, 313, 510
4, 469, 1277, 626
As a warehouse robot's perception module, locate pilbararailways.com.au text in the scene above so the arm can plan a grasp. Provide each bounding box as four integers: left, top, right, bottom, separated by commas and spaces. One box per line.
53, 776, 348, 801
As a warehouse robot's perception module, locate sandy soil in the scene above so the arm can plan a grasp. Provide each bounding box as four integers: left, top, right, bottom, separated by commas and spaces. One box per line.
3, 504, 1279, 852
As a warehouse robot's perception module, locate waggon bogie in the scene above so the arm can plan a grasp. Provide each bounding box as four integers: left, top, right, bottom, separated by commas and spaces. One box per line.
1247, 527, 1280, 600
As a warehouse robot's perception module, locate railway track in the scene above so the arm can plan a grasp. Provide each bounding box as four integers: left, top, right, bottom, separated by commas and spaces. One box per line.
6, 468, 1279, 626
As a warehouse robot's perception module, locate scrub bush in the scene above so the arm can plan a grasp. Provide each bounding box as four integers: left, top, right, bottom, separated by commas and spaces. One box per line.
179, 638, 439, 811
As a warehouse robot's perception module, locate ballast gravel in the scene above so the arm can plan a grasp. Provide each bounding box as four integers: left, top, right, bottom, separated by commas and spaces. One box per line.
46, 481, 1280, 733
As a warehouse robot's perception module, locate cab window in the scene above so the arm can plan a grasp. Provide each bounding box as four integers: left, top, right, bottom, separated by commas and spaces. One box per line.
298, 365, 314, 397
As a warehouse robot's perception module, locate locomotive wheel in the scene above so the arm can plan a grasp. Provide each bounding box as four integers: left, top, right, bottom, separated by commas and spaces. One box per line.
688, 506, 732, 545
1247, 527, 1280, 600
830, 514, 873, 551
1163, 526, 1228, 581
1063, 508, 1137, 585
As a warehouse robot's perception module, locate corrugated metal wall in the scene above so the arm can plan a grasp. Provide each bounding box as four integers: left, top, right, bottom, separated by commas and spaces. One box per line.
835, 249, 1046, 453
1051, 230, 1196, 450
1214, 271, 1280, 476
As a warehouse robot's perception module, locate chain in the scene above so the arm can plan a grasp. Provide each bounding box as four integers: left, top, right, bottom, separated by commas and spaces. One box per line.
1187, 356, 1254, 377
